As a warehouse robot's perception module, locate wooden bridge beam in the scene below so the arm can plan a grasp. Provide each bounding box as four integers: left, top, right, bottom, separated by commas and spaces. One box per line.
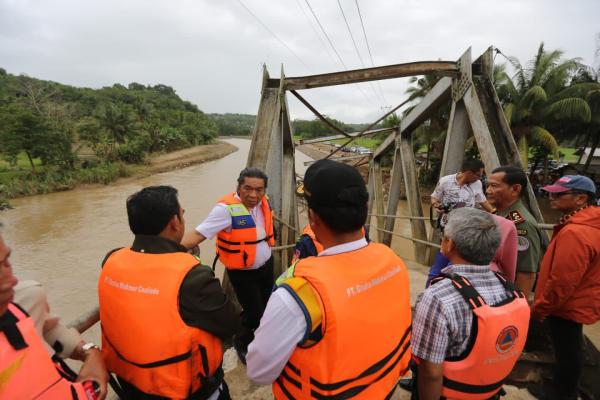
382, 134, 403, 246
278, 61, 457, 91
300, 127, 394, 145
399, 132, 429, 264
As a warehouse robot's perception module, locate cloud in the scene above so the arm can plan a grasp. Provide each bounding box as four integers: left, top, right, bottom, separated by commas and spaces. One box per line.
1, 0, 598, 123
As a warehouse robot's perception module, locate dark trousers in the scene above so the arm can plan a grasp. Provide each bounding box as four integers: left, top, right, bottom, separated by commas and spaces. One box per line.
548, 315, 583, 398
117, 376, 230, 399
227, 255, 274, 349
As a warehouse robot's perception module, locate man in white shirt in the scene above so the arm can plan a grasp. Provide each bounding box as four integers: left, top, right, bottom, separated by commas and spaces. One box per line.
246, 160, 412, 399
182, 167, 275, 364
431, 159, 495, 214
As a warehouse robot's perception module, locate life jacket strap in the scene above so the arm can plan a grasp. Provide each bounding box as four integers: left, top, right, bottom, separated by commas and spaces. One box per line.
445, 273, 487, 309
104, 332, 191, 369
493, 272, 526, 299
443, 374, 506, 395
217, 234, 274, 246
0, 304, 29, 350
279, 324, 412, 398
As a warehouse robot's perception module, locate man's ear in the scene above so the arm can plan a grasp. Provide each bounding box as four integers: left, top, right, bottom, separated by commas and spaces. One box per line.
512, 183, 523, 195
167, 214, 180, 232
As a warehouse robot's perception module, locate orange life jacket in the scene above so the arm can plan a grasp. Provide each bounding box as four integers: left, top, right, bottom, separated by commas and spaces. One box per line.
216, 193, 275, 269
434, 272, 530, 400
302, 225, 325, 254
273, 242, 412, 399
0, 302, 92, 399
99, 248, 223, 399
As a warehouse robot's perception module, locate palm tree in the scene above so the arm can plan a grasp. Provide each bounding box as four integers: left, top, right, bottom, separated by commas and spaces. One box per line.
497, 43, 593, 166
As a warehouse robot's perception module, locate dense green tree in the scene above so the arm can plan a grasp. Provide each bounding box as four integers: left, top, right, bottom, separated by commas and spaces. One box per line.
497, 43, 594, 164
293, 117, 349, 139
0, 103, 72, 171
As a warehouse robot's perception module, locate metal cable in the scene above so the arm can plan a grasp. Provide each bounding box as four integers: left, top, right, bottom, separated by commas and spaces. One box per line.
303, 0, 373, 104
336, 0, 384, 107
237, 0, 311, 72
354, 0, 388, 105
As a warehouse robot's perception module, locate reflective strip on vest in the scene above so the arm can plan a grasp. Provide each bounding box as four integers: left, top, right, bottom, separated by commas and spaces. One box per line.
216, 193, 275, 269
272, 242, 412, 399
99, 248, 223, 399
0, 303, 88, 399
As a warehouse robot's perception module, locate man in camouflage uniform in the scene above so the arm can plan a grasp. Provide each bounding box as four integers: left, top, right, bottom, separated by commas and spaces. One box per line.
486, 166, 543, 299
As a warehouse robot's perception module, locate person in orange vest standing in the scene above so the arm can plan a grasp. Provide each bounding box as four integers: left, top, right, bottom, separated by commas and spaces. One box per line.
99, 186, 240, 399
411, 207, 530, 400
246, 159, 412, 399
0, 228, 108, 399
182, 167, 275, 364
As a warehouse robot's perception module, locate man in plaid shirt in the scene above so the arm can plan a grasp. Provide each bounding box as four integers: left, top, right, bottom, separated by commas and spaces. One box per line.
411, 208, 525, 400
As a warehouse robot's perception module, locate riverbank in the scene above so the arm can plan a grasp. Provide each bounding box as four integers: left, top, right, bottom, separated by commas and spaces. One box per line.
0, 140, 237, 206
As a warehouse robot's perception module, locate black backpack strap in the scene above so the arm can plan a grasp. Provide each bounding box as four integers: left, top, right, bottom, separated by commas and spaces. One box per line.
493, 272, 526, 299
446, 273, 487, 309
0, 303, 29, 350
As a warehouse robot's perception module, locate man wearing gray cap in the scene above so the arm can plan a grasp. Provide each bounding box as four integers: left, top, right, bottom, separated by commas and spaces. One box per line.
529, 175, 600, 400
246, 159, 412, 399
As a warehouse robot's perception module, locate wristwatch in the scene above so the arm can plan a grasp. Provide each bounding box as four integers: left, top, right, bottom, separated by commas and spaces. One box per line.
82, 342, 100, 353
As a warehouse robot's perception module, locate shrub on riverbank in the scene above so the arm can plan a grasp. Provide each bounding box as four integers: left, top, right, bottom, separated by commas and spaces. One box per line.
0, 162, 132, 199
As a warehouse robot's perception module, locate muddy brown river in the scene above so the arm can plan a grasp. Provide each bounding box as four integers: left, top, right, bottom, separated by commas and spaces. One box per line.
0, 139, 312, 330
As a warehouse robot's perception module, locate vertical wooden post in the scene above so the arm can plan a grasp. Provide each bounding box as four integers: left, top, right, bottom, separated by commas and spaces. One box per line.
373, 160, 386, 243
463, 87, 501, 171
248, 65, 281, 171
382, 133, 403, 246
477, 47, 546, 225
399, 132, 428, 263
367, 161, 376, 234
426, 99, 471, 263
439, 100, 471, 175
278, 78, 299, 273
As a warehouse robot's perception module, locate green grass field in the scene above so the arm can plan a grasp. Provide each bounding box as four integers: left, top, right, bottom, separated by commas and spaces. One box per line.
330, 137, 382, 149
558, 147, 578, 163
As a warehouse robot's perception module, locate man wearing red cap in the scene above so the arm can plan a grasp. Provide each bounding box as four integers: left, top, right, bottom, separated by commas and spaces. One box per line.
529, 175, 600, 400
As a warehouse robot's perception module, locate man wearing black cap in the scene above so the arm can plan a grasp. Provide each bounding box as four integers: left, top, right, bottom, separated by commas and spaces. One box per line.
529, 175, 600, 400
246, 159, 412, 399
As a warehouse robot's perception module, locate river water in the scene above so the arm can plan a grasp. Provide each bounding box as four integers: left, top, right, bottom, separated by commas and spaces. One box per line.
0, 138, 312, 330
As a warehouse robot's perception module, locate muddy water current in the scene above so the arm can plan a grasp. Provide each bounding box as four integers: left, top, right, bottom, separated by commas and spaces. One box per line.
0, 139, 311, 340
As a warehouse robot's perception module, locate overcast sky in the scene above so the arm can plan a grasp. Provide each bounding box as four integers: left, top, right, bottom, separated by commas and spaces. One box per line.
1, 0, 599, 123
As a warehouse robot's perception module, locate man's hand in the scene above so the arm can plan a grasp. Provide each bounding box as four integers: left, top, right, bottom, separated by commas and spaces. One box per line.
431, 202, 444, 213
77, 347, 109, 400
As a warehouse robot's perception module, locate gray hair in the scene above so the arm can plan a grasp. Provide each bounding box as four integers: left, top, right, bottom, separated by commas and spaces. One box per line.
444, 208, 501, 265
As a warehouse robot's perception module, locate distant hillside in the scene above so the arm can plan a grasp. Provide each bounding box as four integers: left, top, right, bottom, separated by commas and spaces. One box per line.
0, 67, 217, 167
0, 67, 219, 200
209, 113, 255, 136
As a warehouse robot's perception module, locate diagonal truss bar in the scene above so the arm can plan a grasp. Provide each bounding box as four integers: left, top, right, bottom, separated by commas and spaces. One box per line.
373, 76, 452, 159
300, 126, 394, 144
325, 97, 410, 160
290, 90, 351, 138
